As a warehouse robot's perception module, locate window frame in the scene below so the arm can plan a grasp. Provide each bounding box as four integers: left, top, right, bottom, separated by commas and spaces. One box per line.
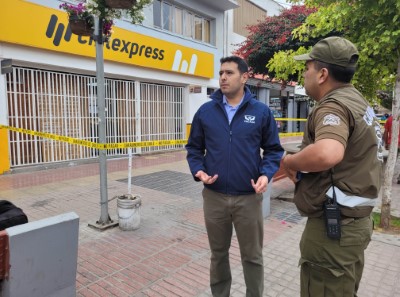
153, 0, 214, 45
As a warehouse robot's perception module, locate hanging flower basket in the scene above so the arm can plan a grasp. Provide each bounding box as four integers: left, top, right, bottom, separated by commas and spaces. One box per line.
68, 14, 94, 36
105, 0, 136, 9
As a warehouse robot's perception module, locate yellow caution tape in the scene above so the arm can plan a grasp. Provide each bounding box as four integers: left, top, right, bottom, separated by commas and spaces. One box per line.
0, 125, 187, 150
1, 125, 305, 148
275, 118, 307, 122
279, 132, 304, 137
276, 118, 386, 125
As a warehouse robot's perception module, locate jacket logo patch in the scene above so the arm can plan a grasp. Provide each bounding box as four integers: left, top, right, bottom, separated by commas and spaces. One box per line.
323, 114, 340, 126
244, 115, 256, 124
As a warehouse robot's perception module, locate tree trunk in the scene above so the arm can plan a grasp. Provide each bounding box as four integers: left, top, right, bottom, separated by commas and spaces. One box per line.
380, 59, 400, 230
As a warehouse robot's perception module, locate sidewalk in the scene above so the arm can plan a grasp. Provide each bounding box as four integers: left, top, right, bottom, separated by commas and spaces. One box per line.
0, 149, 399, 296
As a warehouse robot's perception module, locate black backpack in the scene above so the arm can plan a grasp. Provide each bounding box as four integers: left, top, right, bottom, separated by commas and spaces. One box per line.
0, 200, 28, 231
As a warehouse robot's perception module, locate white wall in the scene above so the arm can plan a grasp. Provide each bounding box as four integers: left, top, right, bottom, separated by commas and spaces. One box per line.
187, 87, 212, 123
249, 0, 284, 16
0, 74, 7, 125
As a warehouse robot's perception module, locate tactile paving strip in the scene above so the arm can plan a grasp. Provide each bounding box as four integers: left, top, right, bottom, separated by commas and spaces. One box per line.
117, 170, 202, 198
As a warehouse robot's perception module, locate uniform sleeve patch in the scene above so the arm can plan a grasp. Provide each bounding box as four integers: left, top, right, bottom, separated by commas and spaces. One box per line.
323, 114, 341, 126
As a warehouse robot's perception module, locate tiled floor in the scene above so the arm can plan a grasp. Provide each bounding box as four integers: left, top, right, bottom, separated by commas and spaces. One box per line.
1, 145, 400, 296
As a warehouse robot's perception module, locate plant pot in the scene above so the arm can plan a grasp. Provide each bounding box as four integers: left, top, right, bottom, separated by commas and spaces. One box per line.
116, 194, 141, 231
68, 15, 93, 36
105, 0, 136, 9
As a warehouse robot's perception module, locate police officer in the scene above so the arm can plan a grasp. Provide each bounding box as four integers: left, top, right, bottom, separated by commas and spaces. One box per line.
282, 37, 382, 296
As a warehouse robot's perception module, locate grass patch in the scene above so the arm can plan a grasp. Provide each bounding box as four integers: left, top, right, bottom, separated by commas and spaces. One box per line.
372, 212, 400, 234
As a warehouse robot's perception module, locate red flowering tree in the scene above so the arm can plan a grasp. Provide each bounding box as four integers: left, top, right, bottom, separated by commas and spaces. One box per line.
234, 5, 332, 80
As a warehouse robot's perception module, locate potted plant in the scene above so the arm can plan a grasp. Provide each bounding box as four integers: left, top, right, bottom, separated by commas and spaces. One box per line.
104, 0, 135, 9
126, 0, 152, 24
101, 0, 153, 23
59, 2, 94, 36
60, 0, 152, 39
85, 0, 122, 40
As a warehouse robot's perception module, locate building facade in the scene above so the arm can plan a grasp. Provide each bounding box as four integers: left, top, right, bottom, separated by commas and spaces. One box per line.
0, 0, 299, 174
228, 0, 309, 135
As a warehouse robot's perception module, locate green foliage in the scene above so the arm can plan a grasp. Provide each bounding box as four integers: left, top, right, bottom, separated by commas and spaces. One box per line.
372, 212, 400, 229
280, 0, 400, 100
87, 0, 152, 24
267, 47, 309, 85
234, 5, 322, 80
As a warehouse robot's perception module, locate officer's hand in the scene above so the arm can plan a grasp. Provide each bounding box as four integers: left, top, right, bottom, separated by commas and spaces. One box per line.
282, 155, 300, 183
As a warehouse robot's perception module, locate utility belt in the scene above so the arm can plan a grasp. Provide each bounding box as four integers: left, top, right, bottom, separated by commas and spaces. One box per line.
321, 205, 372, 239
340, 213, 371, 226
326, 186, 375, 218
315, 214, 370, 228
323, 183, 375, 239
340, 205, 373, 218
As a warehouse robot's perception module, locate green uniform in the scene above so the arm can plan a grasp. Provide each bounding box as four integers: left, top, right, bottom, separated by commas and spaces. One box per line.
295, 85, 383, 297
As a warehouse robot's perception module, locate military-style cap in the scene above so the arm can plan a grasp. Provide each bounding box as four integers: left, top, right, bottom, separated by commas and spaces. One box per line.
294, 36, 359, 68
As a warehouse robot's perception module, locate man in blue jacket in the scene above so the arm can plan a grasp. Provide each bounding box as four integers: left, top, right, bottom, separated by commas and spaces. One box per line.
186, 56, 284, 297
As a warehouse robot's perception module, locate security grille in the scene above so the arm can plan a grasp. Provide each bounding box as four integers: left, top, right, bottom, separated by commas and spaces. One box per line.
6, 67, 185, 167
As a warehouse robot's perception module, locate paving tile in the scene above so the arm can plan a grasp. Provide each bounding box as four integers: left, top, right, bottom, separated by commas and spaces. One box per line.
1, 149, 400, 296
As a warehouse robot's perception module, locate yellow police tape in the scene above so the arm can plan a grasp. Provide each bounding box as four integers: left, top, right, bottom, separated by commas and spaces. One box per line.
0, 125, 187, 150
275, 118, 307, 122
0, 124, 304, 149
279, 132, 304, 137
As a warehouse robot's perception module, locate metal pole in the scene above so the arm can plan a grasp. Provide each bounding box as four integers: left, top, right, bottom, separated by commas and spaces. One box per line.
89, 16, 117, 230
127, 148, 132, 195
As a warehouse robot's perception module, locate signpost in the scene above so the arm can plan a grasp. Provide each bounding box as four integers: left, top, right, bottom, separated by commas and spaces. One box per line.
88, 17, 118, 230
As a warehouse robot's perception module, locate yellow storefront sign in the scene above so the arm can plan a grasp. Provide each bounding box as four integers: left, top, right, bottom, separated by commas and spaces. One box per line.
1, 0, 214, 78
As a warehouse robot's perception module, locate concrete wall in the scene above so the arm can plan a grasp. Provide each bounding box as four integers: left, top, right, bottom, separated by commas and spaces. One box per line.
1, 212, 79, 297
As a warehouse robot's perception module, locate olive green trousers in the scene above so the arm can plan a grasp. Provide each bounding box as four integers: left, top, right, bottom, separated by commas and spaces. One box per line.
202, 187, 264, 297
299, 216, 373, 297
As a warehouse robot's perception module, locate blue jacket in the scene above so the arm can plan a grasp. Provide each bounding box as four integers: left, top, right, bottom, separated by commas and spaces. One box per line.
186, 86, 284, 195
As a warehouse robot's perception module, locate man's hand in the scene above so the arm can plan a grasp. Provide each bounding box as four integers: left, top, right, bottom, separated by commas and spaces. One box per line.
251, 175, 269, 194
195, 170, 218, 184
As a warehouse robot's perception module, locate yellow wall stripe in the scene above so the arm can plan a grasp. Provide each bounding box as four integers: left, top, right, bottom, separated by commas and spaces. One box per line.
0, 0, 214, 78
0, 129, 10, 174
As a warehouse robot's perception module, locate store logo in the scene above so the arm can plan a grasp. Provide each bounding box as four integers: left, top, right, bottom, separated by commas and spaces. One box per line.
44, 14, 164, 62
172, 50, 197, 74
43, 15, 205, 75
46, 14, 73, 46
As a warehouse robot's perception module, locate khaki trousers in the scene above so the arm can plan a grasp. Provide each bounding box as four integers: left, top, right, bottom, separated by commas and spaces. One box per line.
202, 187, 264, 297
299, 216, 373, 297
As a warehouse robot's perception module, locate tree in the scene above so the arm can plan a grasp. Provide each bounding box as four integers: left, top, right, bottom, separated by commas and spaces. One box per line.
234, 5, 321, 80
269, 0, 400, 230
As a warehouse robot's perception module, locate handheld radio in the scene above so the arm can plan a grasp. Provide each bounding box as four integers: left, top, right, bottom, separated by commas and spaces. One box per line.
323, 173, 341, 239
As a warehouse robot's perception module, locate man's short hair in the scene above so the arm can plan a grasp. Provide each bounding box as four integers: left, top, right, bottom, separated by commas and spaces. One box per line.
220, 56, 249, 74
313, 60, 356, 83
